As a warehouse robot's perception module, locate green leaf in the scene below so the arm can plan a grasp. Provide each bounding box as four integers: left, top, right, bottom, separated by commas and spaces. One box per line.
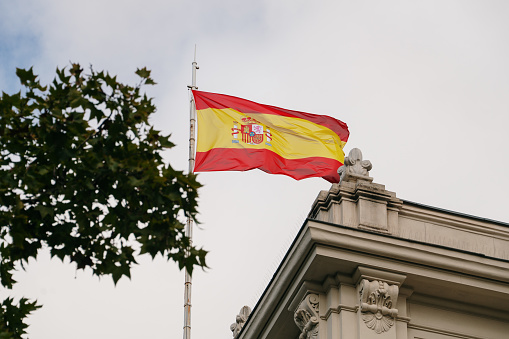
158, 135, 175, 148
15, 67, 36, 86
135, 67, 151, 79
135, 67, 156, 85
34, 205, 54, 219
0, 297, 41, 337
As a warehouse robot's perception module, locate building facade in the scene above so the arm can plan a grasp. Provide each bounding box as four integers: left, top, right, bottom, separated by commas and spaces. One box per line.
232, 149, 509, 339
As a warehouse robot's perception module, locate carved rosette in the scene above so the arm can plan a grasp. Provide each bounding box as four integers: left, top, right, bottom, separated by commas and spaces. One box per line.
230, 306, 252, 338
359, 279, 399, 334
294, 293, 319, 339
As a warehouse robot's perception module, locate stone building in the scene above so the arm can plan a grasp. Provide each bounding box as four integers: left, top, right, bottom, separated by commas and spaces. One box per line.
230, 149, 509, 339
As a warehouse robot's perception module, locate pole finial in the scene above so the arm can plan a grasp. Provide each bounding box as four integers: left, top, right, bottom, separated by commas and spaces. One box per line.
190, 47, 199, 90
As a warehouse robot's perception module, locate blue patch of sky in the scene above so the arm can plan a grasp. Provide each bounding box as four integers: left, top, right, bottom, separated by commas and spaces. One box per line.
0, 28, 42, 94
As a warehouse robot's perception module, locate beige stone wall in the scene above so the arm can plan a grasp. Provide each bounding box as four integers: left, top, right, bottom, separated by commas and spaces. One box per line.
407, 302, 509, 339
239, 152, 509, 339
310, 181, 509, 261
395, 206, 509, 260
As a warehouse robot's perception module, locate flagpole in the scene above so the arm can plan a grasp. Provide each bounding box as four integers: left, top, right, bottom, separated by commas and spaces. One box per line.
184, 49, 198, 339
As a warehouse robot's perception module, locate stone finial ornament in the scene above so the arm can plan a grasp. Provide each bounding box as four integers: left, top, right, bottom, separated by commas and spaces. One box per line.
359, 279, 399, 334
338, 148, 373, 183
294, 293, 319, 339
230, 306, 252, 338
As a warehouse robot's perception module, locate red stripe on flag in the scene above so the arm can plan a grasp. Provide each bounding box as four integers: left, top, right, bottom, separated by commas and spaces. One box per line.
195, 148, 342, 183
192, 90, 349, 142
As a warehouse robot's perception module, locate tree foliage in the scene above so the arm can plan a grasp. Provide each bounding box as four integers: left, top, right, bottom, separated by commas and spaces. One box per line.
0, 64, 205, 337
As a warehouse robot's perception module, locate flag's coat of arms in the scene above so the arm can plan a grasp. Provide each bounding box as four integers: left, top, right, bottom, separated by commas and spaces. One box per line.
192, 90, 349, 183
231, 117, 272, 146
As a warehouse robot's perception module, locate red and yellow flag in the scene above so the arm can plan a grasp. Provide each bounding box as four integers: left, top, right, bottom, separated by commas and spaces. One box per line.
192, 90, 349, 183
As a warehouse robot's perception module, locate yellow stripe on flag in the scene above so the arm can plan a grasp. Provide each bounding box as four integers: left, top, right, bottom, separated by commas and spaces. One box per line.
196, 107, 346, 162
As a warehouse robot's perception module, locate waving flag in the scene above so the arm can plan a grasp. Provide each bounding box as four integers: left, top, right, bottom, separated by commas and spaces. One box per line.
192, 90, 349, 183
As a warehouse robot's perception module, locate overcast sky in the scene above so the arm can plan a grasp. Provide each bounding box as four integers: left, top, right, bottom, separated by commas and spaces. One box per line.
1, 1, 509, 338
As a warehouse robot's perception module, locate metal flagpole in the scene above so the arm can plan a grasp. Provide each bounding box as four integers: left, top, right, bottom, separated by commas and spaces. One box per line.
184, 48, 198, 339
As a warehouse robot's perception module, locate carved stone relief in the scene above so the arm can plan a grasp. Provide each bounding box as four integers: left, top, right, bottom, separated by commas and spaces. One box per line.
294, 293, 319, 339
230, 306, 251, 338
359, 279, 399, 334
338, 148, 373, 183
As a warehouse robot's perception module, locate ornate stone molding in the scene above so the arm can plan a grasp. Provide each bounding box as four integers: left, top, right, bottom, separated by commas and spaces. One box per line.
294, 293, 319, 339
338, 148, 373, 183
230, 306, 251, 338
359, 279, 399, 334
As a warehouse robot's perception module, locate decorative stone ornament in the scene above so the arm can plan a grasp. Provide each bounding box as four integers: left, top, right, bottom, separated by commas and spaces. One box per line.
230, 306, 252, 338
359, 279, 399, 334
294, 293, 319, 339
338, 148, 373, 183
